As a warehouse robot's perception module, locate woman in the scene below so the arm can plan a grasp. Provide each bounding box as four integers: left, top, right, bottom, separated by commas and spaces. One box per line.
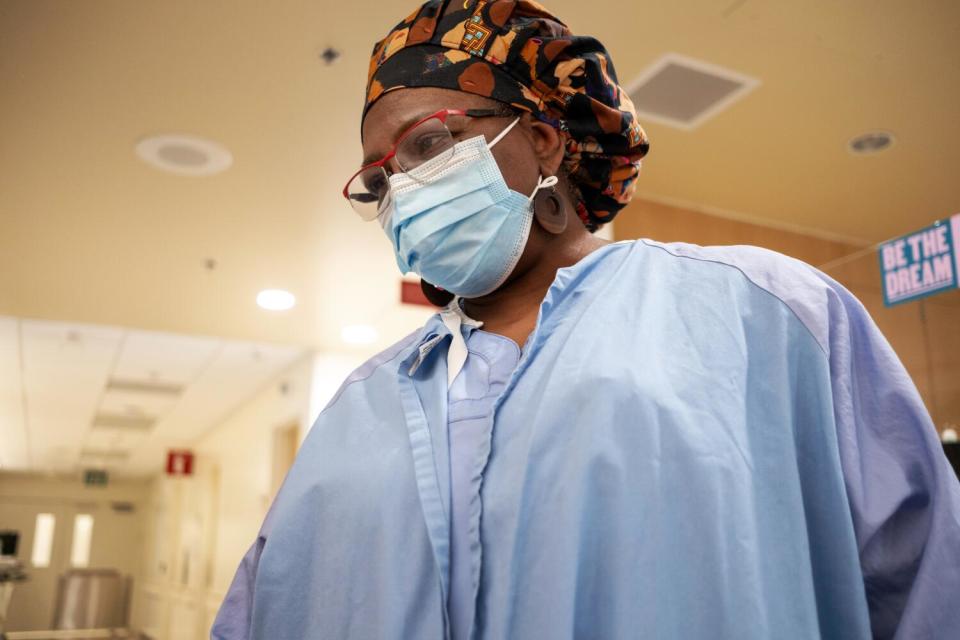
213, 1, 960, 639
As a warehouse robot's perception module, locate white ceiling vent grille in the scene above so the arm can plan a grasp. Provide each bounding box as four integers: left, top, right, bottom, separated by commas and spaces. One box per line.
106, 378, 184, 396
80, 449, 130, 464
91, 413, 156, 432
627, 54, 759, 130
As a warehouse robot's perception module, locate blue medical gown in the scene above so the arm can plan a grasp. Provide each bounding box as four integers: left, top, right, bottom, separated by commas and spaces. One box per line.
212, 240, 960, 639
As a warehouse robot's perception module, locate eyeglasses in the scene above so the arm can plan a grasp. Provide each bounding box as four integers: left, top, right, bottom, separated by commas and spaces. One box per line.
343, 108, 509, 221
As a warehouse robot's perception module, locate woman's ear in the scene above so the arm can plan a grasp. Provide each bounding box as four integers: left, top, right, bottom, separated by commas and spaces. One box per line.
526, 118, 566, 177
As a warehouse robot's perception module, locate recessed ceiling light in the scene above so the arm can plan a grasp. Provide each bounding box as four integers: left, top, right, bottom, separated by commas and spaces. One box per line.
135, 134, 233, 176
848, 130, 896, 155
341, 324, 378, 345
257, 289, 296, 311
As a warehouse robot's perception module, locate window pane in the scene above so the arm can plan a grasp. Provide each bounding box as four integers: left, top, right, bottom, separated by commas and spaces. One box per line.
31, 513, 55, 568
70, 514, 94, 567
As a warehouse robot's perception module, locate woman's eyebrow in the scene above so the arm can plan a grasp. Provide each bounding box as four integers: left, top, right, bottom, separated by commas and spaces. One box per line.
361, 110, 439, 166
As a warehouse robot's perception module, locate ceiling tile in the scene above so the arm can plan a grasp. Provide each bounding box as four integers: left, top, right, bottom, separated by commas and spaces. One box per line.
112, 330, 221, 386
2, 314, 307, 475
84, 426, 150, 453
21, 320, 123, 367
20, 320, 123, 470
98, 386, 180, 419
152, 341, 304, 442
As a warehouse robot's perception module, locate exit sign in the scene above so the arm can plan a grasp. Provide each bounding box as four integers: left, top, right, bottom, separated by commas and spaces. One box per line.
84, 469, 109, 486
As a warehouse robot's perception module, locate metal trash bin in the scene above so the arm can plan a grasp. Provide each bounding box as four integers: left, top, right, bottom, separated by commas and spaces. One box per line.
49, 569, 131, 630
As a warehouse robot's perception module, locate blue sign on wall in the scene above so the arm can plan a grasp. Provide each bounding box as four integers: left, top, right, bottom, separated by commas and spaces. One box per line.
879, 214, 960, 306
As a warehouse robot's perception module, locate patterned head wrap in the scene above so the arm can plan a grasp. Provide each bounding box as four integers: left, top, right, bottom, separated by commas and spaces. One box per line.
364, 0, 649, 229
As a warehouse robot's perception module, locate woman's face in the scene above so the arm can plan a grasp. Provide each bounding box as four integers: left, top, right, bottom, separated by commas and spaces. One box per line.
360, 86, 571, 297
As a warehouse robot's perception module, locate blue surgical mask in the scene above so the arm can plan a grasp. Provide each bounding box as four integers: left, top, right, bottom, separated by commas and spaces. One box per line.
378, 117, 558, 299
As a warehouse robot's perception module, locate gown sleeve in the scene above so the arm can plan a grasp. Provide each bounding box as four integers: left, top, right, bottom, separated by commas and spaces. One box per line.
820, 274, 960, 639
210, 534, 266, 640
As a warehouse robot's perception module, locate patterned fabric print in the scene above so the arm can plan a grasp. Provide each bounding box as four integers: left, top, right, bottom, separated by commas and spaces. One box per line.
462, 2, 494, 55
363, 0, 650, 230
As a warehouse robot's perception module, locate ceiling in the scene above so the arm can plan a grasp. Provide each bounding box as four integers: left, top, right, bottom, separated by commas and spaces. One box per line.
0, 315, 304, 476
1, 0, 958, 351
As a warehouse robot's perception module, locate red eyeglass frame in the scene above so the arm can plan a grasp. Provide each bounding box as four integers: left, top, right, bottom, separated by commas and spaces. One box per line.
341, 108, 501, 200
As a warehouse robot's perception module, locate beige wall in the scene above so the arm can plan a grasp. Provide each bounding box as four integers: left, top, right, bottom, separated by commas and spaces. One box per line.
0, 473, 149, 631
615, 197, 960, 433
131, 352, 358, 640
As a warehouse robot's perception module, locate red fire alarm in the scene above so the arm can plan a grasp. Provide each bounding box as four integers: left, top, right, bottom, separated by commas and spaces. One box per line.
166, 450, 194, 476
400, 280, 434, 307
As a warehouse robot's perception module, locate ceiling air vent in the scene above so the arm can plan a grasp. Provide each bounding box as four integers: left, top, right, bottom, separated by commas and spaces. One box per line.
106, 378, 183, 396
627, 53, 759, 130
79, 449, 130, 464
91, 413, 156, 432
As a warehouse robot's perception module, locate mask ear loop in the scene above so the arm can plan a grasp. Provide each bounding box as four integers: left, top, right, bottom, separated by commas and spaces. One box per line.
486, 117, 558, 201
528, 174, 559, 201
486, 116, 521, 149
484, 115, 559, 200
